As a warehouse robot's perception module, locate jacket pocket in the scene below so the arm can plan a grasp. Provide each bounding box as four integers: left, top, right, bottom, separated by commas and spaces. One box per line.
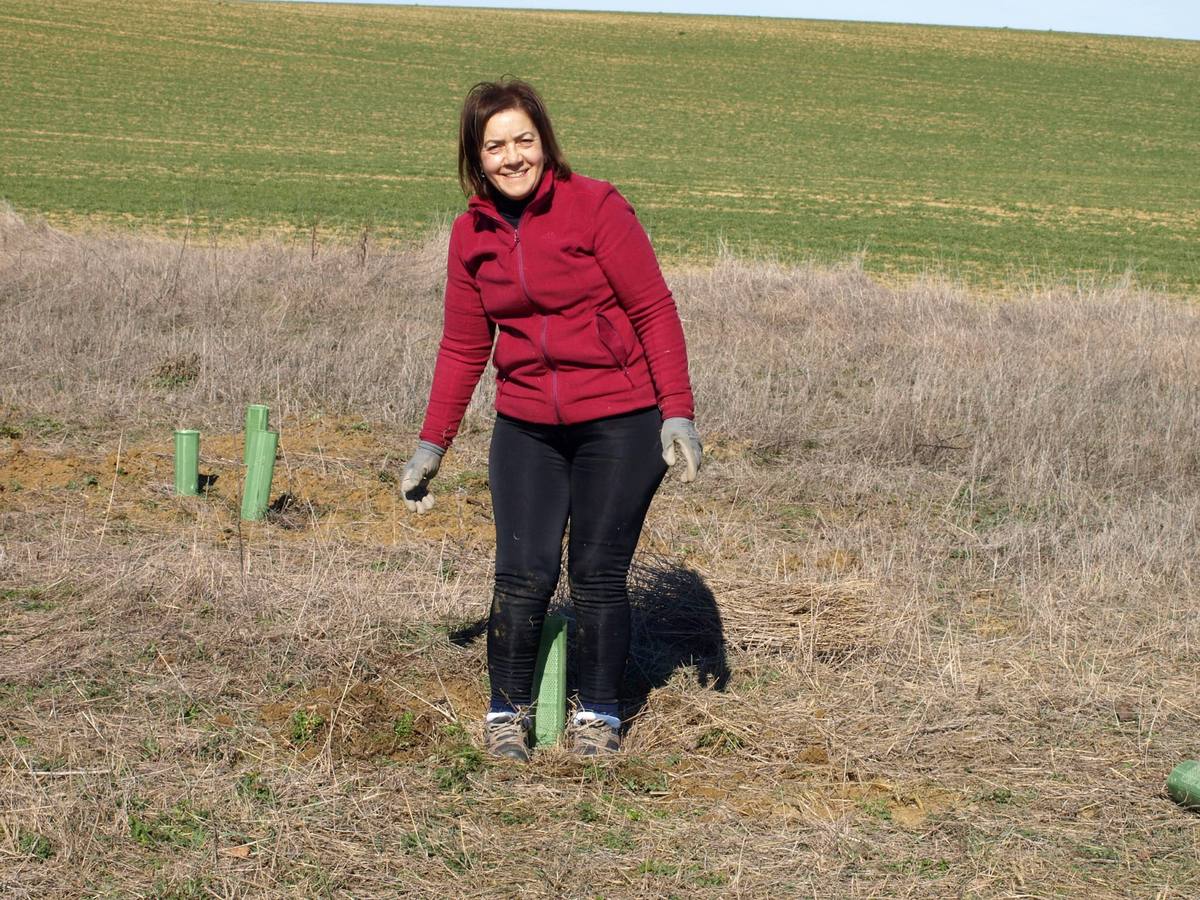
595, 311, 634, 386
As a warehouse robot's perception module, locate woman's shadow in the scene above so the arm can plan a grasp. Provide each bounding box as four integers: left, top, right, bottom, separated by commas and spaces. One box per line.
449, 553, 729, 721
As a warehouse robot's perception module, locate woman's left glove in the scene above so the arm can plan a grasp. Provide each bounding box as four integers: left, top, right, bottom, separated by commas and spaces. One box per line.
400, 441, 445, 513
661, 417, 703, 483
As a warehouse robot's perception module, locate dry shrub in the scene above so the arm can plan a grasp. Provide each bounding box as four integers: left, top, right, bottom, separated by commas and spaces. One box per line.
0, 206, 462, 434
674, 249, 1200, 501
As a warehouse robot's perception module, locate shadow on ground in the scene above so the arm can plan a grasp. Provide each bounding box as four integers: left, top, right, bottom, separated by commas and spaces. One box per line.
448, 552, 728, 723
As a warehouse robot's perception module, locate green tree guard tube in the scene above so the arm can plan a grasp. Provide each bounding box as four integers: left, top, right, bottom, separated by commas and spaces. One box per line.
173, 430, 200, 496
1167, 760, 1200, 811
532, 614, 568, 747
240, 428, 279, 521
243, 404, 270, 466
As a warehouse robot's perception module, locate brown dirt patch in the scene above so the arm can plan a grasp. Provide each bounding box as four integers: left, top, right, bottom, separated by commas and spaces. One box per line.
260, 681, 439, 763
0, 417, 496, 548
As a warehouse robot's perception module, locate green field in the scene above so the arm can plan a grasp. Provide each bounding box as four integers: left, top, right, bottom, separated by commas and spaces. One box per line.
2, 0, 1199, 289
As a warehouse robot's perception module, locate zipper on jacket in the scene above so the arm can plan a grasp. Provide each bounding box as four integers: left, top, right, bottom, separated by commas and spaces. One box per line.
477, 202, 564, 425
514, 228, 564, 424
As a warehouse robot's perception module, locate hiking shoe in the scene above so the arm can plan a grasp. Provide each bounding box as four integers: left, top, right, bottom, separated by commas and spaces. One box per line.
483, 712, 531, 762
569, 713, 621, 756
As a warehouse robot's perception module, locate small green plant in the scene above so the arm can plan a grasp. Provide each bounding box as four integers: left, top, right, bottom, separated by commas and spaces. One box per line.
497, 807, 533, 826
601, 828, 634, 851
128, 799, 209, 849
401, 829, 432, 855
857, 797, 893, 821
577, 801, 601, 823
287, 708, 325, 746
619, 802, 646, 822
18, 829, 54, 860
393, 711, 416, 740
139, 736, 162, 759
617, 760, 668, 794
444, 469, 488, 492
433, 722, 484, 791
82, 679, 116, 700
980, 786, 1014, 804
236, 772, 275, 805
8, 587, 58, 613
690, 868, 729, 887
885, 857, 951, 877
696, 727, 745, 753
1077, 843, 1120, 862
637, 859, 678, 877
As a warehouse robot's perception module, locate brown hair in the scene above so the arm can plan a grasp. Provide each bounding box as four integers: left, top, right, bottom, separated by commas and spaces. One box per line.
458, 78, 571, 198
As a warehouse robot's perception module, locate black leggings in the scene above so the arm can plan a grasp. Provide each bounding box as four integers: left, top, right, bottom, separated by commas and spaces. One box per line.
487, 406, 668, 709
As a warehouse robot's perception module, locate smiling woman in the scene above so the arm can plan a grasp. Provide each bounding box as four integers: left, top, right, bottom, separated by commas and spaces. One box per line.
398, 78, 704, 762
479, 109, 544, 201
455, 79, 570, 203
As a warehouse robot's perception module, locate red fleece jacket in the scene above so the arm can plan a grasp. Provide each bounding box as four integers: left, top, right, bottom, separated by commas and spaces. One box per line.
418, 170, 694, 448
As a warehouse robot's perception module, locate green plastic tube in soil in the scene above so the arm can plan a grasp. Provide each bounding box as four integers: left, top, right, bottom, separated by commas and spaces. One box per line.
173, 430, 200, 496
243, 404, 270, 466
531, 614, 567, 747
241, 428, 279, 521
1167, 760, 1200, 811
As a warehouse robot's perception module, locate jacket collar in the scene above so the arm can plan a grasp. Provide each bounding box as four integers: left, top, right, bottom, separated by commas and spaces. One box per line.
468, 168, 557, 224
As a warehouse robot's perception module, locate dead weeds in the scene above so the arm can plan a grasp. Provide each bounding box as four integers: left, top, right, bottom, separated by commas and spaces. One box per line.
3, 216, 1200, 895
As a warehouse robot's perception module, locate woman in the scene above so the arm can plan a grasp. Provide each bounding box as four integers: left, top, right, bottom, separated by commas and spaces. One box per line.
400, 79, 702, 761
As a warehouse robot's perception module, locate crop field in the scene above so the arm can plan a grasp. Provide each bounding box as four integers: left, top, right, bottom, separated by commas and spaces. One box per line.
2, 0, 1200, 289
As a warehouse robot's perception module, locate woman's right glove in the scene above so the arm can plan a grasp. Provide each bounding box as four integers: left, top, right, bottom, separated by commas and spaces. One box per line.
400, 441, 445, 513
661, 417, 703, 483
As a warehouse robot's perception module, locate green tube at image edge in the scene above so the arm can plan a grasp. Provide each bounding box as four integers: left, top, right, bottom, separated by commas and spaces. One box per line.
1167, 760, 1200, 811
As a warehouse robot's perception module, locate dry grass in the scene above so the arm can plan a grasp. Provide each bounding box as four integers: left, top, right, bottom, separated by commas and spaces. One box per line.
1, 208, 1199, 896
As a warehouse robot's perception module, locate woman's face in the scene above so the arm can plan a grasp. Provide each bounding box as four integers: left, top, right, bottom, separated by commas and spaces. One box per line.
480, 107, 545, 201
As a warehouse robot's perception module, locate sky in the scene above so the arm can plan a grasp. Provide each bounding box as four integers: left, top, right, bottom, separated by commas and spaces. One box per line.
299, 0, 1200, 41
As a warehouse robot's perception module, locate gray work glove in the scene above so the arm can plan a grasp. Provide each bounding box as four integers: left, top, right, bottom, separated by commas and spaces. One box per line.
400, 441, 445, 513
660, 417, 702, 483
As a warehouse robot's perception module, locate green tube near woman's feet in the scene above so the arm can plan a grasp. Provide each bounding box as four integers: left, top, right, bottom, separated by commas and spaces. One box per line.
532, 615, 567, 747
241, 428, 278, 521
243, 404, 269, 466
